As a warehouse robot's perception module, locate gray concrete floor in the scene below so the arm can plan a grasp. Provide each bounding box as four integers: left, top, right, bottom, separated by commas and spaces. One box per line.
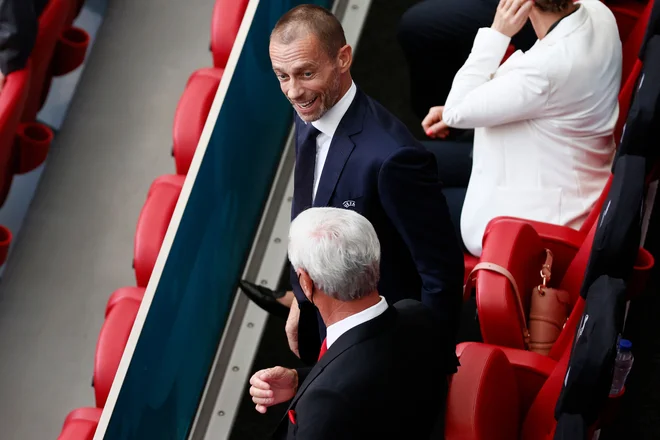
0, 0, 215, 438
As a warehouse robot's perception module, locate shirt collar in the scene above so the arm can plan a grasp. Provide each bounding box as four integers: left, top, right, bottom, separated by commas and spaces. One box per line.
546, 4, 581, 36
325, 296, 388, 349
540, 2, 587, 45
310, 81, 357, 138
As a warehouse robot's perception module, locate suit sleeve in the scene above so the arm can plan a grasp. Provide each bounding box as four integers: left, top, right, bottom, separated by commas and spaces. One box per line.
378, 147, 464, 341
293, 388, 362, 440
443, 28, 551, 129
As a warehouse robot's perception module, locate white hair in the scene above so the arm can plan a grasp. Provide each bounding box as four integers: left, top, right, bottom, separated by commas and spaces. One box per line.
288, 207, 380, 301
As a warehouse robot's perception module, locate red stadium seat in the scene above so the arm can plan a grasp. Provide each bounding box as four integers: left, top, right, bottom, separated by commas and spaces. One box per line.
57, 407, 101, 440
105, 286, 145, 317
22, 0, 70, 122
173, 68, 223, 175
94, 298, 140, 408
210, 0, 250, 68
609, 0, 652, 45
0, 66, 30, 206
447, 281, 635, 440
475, 216, 653, 357
620, 0, 654, 85
446, 339, 573, 440
134, 175, 185, 287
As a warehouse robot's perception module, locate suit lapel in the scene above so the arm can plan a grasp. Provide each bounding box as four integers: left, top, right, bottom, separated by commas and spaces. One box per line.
282, 306, 396, 419
312, 89, 367, 207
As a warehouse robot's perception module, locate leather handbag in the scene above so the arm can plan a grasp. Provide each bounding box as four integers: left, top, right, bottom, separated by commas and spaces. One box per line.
528, 249, 571, 355
464, 249, 571, 355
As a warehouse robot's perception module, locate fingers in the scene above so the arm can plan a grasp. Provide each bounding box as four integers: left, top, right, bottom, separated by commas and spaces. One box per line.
249, 369, 272, 390
508, 0, 530, 14
514, 0, 534, 20
250, 386, 274, 399
500, 0, 527, 14
421, 106, 443, 132
252, 393, 275, 406
427, 121, 450, 139
499, 0, 514, 11
255, 404, 267, 414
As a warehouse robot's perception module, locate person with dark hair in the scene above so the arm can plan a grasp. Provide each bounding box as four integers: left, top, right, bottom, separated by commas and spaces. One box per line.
421, 0, 622, 256
249, 208, 447, 440
0, 0, 45, 91
240, 4, 464, 371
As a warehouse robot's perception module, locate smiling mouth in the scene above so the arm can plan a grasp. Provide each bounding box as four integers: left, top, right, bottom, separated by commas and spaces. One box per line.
296, 97, 317, 109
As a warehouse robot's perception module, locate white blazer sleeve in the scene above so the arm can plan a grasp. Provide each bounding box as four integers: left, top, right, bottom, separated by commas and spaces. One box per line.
443, 28, 552, 129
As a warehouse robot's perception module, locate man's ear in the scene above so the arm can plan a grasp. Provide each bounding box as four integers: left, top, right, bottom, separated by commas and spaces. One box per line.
298, 269, 314, 299
337, 44, 352, 73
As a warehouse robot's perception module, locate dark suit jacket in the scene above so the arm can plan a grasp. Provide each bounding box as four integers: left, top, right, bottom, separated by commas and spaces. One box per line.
291, 88, 464, 371
0, 0, 45, 76
273, 299, 448, 440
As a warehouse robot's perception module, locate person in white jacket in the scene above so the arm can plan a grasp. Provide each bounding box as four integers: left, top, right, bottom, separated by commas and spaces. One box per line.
422, 0, 622, 256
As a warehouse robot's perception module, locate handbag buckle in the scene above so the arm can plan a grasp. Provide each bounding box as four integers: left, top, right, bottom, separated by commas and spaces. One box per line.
537, 263, 552, 293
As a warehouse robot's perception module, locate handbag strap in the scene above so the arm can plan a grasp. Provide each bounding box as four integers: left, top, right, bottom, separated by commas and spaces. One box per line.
540, 248, 554, 287
464, 262, 530, 348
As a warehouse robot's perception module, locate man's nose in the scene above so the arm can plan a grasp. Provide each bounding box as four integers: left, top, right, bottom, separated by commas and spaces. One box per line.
287, 81, 304, 101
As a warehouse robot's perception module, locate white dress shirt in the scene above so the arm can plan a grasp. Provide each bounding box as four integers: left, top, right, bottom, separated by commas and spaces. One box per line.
325, 296, 388, 349
309, 81, 357, 201
443, 0, 622, 256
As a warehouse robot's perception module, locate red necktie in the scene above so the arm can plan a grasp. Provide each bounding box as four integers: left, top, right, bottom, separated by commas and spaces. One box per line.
318, 338, 328, 361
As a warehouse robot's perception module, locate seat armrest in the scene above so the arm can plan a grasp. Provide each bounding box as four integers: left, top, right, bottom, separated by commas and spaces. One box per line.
446, 343, 521, 440
499, 346, 557, 416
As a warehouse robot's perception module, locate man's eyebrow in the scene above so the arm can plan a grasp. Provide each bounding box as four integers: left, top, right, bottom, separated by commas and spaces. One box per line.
273, 62, 319, 73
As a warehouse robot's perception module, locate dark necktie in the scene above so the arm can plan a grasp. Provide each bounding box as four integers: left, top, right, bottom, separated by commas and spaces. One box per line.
317, 338, 328, 361
294, 124, 321, 215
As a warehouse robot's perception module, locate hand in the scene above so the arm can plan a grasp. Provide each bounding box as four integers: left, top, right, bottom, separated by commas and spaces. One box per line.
491, 0, 534, 38
286, 296, 300, 358
422, 106, 450, 139
0, 72, 5, 93
249, 366, 298, 414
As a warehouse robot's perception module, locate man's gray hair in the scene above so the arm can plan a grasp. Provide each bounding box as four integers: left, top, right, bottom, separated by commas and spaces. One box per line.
288, 207, 380, 301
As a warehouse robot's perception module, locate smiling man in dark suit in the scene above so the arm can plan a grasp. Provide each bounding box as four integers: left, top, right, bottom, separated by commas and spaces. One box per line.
239, 4, 463, 368
249, 208, 447, 439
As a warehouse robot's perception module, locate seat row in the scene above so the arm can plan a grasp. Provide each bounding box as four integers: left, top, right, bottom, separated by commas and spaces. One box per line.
55, 0, 248, 438
57, 0, 656, 438
0, 0, 90, 264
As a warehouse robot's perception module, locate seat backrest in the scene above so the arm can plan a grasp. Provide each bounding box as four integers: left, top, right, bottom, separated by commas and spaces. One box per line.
521, 298, 581, 440
0, 67, 30, 206
578, 175, 611, 235
94, 299, 141, 408
210, 0, 250, 68
23, 0, 69, 122
477, 221, 547, 350
134, 176, 184, 287
173, 68, 223, 175
548, 222, 598, 359
614, 59, 643, 145
621, 0, 654, 83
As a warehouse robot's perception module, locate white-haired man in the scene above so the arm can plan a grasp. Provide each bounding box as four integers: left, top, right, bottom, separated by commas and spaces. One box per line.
249, 207, 447, 440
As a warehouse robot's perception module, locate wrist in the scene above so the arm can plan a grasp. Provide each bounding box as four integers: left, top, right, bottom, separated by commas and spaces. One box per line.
490, 25, 511, 38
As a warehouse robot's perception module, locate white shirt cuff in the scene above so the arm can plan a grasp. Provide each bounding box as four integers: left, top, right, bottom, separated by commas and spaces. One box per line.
472, 27, 512, 63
